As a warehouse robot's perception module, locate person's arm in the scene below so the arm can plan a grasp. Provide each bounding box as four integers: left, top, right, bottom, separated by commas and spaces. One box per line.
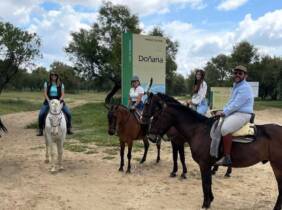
59, 84, 65, 101
44, 82, 50, 102
223, 88, 251, 116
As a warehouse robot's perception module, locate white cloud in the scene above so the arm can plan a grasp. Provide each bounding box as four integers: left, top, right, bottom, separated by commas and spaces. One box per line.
158, 9, 282, 76
27, 5, 97, 68
0, 0, 43, 24
217, 0, 248, 11
59, 0, 206, 15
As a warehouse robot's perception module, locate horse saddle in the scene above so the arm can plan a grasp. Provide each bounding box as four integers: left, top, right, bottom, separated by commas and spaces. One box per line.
231, 113, 256, 143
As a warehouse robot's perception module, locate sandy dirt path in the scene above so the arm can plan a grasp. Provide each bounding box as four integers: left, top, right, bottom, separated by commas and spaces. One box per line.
0, 107, 281, 210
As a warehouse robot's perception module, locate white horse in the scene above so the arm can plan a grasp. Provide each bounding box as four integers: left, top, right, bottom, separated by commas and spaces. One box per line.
44, 99, 66, 173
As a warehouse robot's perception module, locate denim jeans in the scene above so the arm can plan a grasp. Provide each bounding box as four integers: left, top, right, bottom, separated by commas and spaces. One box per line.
38, 101, 72, 129
196, 99, 208, 115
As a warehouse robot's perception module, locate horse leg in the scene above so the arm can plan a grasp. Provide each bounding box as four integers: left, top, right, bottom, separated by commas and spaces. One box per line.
126, 142, 133, 173
57, 139, 64, 171
211, 165, 218, 175
225, 166, 232, 178
170, 141, 178, 177
179, 143, 187, 179
44, 136, 49, 163
156, 140, 161, 163
119, 141, 125, 172
200, 164, 214, 209
140, 138, 149, 164
50, 140, 56, 173
270, 162, 282, 210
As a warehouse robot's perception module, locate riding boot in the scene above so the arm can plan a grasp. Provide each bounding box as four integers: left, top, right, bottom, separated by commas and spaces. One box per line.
215, 134, 232, 166
67, 127, 73, 135
37, 129, 43, 136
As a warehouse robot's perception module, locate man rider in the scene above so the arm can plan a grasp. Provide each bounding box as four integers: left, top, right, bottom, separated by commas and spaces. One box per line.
215, 65, 254, 166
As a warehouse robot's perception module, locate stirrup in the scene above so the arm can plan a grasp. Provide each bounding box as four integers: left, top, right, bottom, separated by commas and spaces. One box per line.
215, 156, 232, 166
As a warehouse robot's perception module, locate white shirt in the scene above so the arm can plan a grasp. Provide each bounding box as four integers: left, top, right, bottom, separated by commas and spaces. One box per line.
192, 81, 207, 105
129, 86, 144, 102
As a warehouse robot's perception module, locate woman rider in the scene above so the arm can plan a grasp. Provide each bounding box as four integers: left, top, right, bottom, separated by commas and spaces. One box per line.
37, 71, 73, 136
187, 69, 208, 115
128, 75, 144, 113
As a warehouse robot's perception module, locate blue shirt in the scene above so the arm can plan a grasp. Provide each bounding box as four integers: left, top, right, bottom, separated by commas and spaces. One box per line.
44, 82, 65, 97
223, 80, 254, 117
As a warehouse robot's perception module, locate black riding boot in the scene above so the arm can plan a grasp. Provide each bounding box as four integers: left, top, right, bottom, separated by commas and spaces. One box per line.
37, 129, 43, 136
67, 127, 73, 135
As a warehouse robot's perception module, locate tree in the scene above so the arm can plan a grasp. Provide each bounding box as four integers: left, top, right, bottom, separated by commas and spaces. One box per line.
230, 41, 258, 66
65, 1, 141, 102
0, 21, 41, 93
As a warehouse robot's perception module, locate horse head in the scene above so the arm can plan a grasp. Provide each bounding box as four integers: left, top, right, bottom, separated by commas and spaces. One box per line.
107, 105, 119, 135
142, 93, 173, 142
48, 99, 63, 136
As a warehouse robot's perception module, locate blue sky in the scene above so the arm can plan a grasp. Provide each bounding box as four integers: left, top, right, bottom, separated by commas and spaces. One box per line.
1, 0, 282, 76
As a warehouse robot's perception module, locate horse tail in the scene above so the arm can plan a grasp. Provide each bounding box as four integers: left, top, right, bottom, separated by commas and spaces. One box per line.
0, 119, 8, 133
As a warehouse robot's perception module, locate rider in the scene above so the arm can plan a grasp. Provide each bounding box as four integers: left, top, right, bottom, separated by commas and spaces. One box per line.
128, 75, 144, 113
187, 69, 208, 115
37, 71, 73, 136
215, 65, 254, 166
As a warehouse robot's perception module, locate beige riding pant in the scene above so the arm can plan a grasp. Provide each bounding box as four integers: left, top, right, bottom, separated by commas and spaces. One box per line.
221, 112, 252, 136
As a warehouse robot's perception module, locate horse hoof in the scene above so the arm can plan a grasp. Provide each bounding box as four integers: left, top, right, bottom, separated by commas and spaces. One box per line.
202, 200, 211, 209
50, 168, 57, 174
224, 174, 231, 178
156, 159, 160, 164
118, 168, 124, 172
180, 173, 187, 179
58, 166, 65, 171
170, 172, 177, 177
126, 170, 131, 174
44, 159, 49, 164
140, 159, 145, 164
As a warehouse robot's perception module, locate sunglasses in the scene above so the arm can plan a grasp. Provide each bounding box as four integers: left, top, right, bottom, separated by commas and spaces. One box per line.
233, 71, 244, 76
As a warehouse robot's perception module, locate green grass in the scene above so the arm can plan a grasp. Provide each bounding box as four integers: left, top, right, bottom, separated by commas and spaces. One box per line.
0, 99, 41, 115
71, 103, 119, 147
254, 100, 282, 110
64, 142, 88, 152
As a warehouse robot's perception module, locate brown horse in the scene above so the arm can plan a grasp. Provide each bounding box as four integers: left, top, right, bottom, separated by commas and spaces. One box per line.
107, 104, 160, 173
142, 93, 282, 210
0, 118, 7, 137
107, 104, 188, 176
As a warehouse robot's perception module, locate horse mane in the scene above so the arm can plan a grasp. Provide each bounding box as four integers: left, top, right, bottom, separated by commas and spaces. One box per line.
156, 93, 214, 125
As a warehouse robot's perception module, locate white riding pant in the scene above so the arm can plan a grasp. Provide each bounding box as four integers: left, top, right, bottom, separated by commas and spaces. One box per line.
221, 112, 252, 136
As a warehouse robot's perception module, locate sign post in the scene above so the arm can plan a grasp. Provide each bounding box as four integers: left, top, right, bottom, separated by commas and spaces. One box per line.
122, 32, 166, 106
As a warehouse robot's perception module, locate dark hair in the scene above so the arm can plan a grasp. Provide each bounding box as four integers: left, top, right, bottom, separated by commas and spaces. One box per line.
193, 69, 205, 93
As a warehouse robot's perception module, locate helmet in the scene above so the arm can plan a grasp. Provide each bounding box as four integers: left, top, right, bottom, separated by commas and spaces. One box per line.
131, 75, 140, 82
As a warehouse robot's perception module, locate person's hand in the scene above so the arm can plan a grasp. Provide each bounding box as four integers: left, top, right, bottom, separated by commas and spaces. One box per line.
215, 111, 225, 117
130, 105, 136, 111
186, 100, 192, 105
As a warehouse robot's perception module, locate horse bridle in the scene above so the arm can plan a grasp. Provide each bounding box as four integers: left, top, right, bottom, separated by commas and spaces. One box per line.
48, 111, 63, 127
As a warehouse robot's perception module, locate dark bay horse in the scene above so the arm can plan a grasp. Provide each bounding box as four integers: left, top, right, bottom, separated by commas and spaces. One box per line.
142, 93, 282, 210
0, 118, 8, 137
107, 104, 187, 176
142, 94, 231, 178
